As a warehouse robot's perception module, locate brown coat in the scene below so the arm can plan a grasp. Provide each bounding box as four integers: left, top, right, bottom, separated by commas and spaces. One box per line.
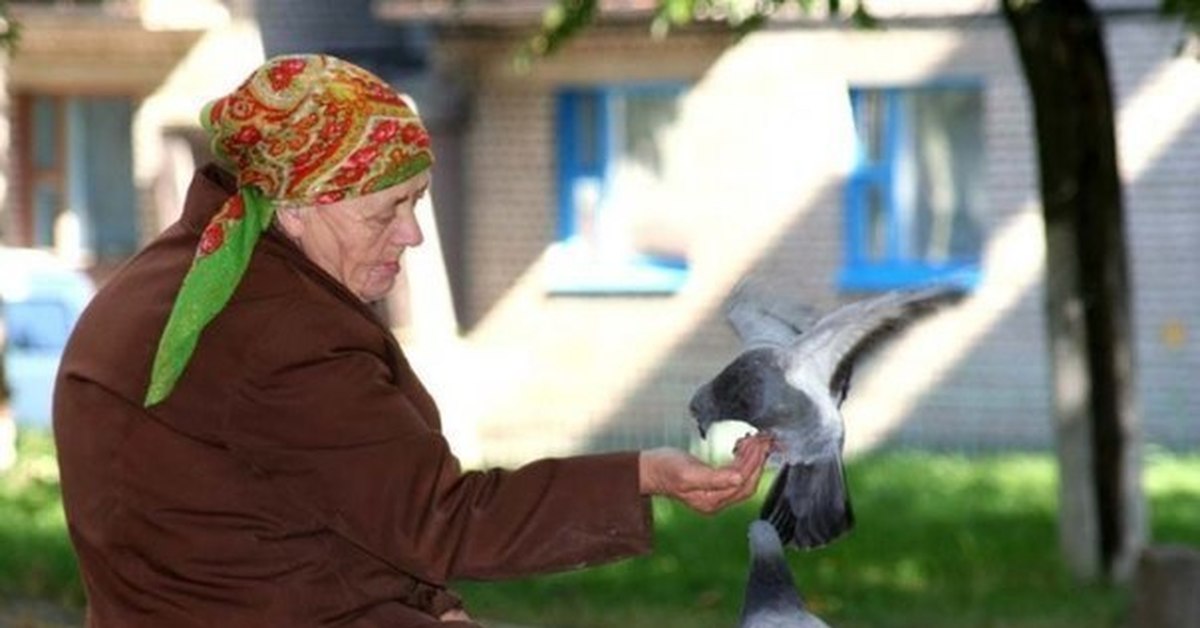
53, 165, 653, 627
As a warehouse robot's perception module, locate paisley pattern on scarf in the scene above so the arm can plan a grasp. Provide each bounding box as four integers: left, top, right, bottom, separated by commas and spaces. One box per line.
145, 54, 434, 406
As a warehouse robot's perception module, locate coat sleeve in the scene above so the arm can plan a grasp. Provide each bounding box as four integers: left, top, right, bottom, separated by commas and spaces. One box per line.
226, 302, 654, 585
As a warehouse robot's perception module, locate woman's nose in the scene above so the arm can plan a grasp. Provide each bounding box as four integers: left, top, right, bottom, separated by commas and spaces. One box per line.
391, 212, 424, 247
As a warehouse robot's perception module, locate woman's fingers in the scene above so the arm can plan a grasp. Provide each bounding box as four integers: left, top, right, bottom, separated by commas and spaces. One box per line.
640, 441, 774, 514
678, 440, 773, 513
680, 458, 744, 492
733, 440, 771, 500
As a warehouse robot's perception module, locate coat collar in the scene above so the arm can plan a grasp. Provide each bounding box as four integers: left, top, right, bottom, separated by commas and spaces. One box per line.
180, 163, 238, 234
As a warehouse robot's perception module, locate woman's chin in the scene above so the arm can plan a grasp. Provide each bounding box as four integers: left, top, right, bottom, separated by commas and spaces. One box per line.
356, 274, 398, 302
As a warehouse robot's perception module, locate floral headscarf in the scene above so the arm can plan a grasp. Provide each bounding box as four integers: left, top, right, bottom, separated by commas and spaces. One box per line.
144, 54, 434, 407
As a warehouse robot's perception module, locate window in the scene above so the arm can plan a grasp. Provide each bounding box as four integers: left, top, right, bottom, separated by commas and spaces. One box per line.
16, 94, 138, 260
550, 84, 690, 294
841, 83, 984, 292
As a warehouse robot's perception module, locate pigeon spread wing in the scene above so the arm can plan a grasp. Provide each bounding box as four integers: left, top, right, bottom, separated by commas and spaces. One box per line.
790, 285, 965, 399
764, 285, 962, 549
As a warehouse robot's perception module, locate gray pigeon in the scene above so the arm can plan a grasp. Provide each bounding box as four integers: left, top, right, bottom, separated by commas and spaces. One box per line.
690, 282, 962, 549
741, 519, 831, 628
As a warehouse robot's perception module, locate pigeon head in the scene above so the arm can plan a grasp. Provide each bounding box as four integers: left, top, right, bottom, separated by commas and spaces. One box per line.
689, 347, 791, 437
748, 519, 786, 557
742, 519, 826, 628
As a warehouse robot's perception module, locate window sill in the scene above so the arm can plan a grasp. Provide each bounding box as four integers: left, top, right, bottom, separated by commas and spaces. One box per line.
837, 261, 981, 293
545, 243, 688, 296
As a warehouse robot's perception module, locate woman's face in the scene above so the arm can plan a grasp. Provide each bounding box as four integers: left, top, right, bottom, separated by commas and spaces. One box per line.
277, 172, 431, 302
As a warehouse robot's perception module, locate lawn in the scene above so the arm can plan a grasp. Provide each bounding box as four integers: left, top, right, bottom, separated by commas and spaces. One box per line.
0, 431, 82, 610
2, 429, 1198, 627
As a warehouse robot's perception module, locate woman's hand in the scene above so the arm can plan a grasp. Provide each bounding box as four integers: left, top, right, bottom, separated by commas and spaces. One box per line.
638, 434, 773, 514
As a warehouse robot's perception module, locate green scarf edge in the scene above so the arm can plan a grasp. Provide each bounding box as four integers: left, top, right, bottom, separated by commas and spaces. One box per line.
143, 186, 274, 407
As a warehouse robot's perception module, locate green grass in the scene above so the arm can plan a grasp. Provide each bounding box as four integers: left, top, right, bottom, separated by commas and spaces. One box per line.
1, 429, 1198, 627
0, 430, 83, 609
456, 451, 1200, 628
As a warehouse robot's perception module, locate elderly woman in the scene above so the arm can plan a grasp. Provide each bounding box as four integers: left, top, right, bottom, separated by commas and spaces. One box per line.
53, 55, 770, 627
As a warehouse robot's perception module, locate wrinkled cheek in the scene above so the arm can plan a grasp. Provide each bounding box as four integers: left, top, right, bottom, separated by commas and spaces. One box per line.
358, 265, 398, 302
351, 265, 378, 298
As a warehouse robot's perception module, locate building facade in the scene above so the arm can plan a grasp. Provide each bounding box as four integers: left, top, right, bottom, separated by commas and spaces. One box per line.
1, 0, 262, 279
376, 0, 1199, 466
3, 1, 1193, 466
0, 0, 264, 428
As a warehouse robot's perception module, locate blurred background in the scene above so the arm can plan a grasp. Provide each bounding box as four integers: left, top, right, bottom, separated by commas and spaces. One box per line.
0, 0, 1196, 626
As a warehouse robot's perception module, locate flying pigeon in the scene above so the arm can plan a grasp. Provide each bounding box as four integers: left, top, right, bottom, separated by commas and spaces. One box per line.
741, 519, 831, 628
690, 281, 962, 549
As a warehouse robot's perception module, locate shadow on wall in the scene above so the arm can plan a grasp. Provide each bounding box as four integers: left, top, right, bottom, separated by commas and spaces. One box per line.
581, 18, 1200, 459
578, 187, 1053, 460
454, 85, 859, 465
453, 28, 987, 466
578, 182, 1135, 461
578, 180, 849, 457
439, 18, 1200, 467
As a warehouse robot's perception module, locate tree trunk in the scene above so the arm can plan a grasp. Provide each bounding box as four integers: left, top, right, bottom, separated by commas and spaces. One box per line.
1001, 0, 1144, 582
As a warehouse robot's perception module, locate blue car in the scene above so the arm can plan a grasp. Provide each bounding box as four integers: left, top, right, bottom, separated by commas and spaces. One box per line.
1, 247, 96, 428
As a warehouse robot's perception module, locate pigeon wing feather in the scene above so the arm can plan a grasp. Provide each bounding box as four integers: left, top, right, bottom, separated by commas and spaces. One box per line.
789, 285, 964, 394
725, 279, 819, 349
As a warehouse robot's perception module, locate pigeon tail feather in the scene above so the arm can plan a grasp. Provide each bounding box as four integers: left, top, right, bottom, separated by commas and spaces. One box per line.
761, 465, 798, 541
762, 457, 854, 549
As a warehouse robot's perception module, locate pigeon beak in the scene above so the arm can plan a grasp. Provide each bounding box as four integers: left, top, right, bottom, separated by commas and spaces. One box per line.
698, 424, 708, 440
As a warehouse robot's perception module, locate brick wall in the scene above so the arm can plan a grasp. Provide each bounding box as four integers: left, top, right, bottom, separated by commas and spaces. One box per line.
1108, 17, 1200, 449
1, 56, 16, 243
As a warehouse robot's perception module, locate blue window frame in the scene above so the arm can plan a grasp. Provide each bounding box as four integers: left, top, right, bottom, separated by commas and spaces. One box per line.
841, 82, 985, 292
550, 83, 690, 295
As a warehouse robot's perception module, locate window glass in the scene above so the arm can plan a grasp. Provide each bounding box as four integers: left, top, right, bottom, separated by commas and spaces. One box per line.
27, 95, 65, 249
843, 83, 984, 291
574, 93, 601, 169
858, 90, 886, 164
19, 94, 137, 257
866, 184, 887, 261
621, 92, 677, 176
908, 88, 983, 263
553, 85, 689, 294
32, 97, 59, 170
33, 183, 61, 247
